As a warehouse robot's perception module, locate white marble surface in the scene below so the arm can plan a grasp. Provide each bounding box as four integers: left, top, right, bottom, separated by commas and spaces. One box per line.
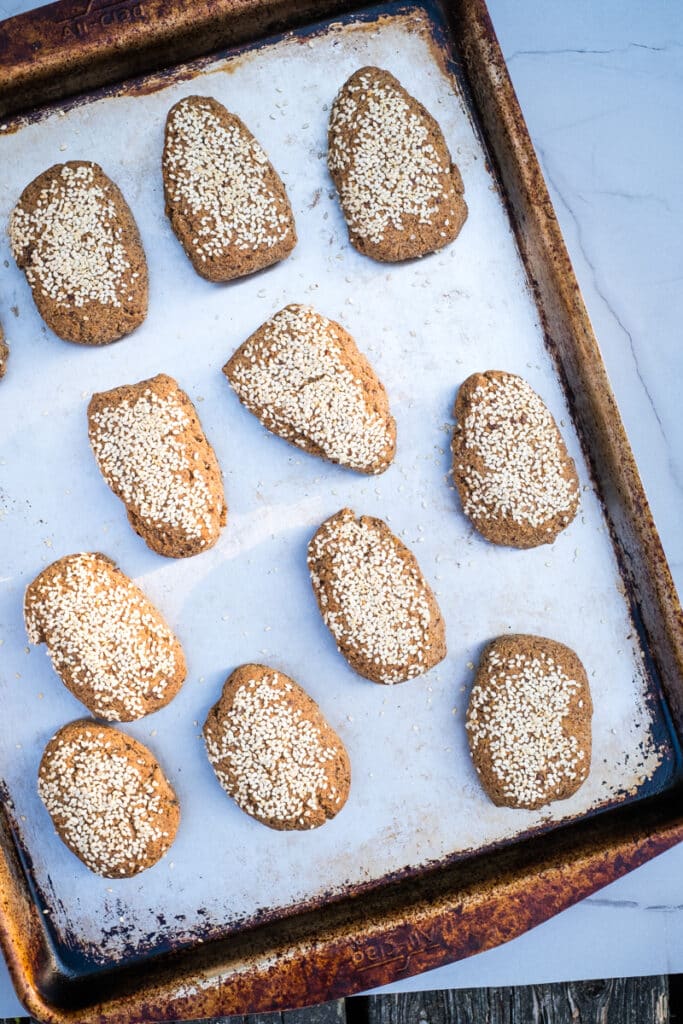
0, 0, 681, 1011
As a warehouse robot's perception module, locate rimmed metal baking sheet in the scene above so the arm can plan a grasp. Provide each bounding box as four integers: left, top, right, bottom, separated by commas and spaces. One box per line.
0, 0, 675, 972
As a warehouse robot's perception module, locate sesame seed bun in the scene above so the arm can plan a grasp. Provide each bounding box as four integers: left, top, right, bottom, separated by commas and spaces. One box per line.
452, 370, 580, 548
308, 508, 446, 684
328, 66, 467, 262
9, 161, 148, 345
466, 634, 593, 810
38, 720, 180, 877
25, 552, 186, 722
223, 304, 396, 474
88, 373, 227, 559
163, 95, 296, 282
204, 664, 350, 830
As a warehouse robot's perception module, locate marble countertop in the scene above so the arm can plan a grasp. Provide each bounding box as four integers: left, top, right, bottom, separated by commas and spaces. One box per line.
0, 0, 681, 1011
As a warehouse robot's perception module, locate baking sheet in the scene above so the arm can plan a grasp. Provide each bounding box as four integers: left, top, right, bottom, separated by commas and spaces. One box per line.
0, 5, 671, 965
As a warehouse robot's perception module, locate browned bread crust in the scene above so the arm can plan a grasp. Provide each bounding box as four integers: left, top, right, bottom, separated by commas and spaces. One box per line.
204, 664, 350, 830
25, 552, 186, 721
466, 634, 593, 810
9, 161, 148, 345
308, 508, 446, 684
224, 304, 396, 474
163, 95, 296, 282
328, 67, 467, 262
452, 371, 580, 548
88, 373, 227, 558
38, 720, 180, 877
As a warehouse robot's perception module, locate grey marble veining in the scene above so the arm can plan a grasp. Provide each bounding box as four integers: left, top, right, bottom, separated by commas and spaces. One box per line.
492, 1, 683, 588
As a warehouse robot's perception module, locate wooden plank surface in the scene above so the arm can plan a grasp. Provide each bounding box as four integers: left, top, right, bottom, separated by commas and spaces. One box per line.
359, 978, 669, 1023
0, 979, 672, 1024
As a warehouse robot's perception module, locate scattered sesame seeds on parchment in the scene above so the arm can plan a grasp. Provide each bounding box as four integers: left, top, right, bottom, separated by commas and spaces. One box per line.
0, 8, 670, 960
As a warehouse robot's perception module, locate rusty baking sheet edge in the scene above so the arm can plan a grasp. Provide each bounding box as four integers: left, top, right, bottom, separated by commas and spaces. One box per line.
0, 0, 682, 1020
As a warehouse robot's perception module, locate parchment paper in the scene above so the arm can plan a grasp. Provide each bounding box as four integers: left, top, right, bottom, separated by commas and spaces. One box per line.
0, 7, 668, 961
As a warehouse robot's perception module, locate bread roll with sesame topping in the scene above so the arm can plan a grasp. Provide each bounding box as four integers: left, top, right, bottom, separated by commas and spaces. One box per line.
223, 304, 396, 474
25, 553, 186, 722
88, 373, 227, 558
328, 67, 467, 262
452, 371, 580, 548
466, 635, 593, 810
9, 161, 148, 345
204, 664, 350, 830
308, 508, 446, 684
38, 721, 179, 877
163, 95, 296, 282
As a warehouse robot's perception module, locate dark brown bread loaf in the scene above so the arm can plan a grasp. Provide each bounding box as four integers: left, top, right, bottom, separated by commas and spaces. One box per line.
163, 95, 296, 281
88, 373, 227, 558
25, 552, 186, 721
328, 67, 467, 262
38, 721, 180, 877
308, 508, 446, 684
224, 304, 396, 474
204, 664, 350, 830
9, 161, 148, 345
452, 371, 580, 548
466, 634, 593, 810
